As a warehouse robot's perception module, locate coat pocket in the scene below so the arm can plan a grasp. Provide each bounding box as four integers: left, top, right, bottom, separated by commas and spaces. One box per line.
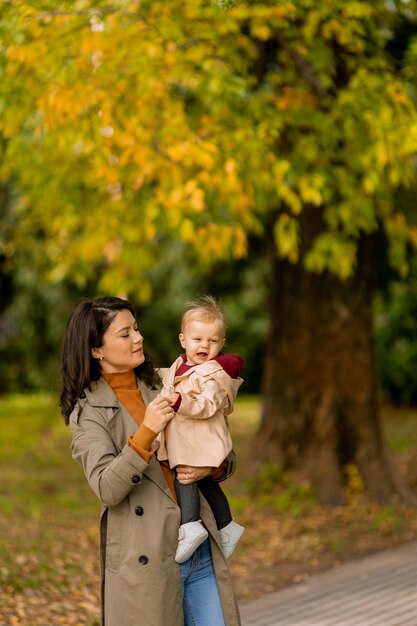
105, 502, 125, 573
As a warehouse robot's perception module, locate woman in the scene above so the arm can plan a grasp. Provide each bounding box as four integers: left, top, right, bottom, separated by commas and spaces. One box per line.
60, 296, 241, 626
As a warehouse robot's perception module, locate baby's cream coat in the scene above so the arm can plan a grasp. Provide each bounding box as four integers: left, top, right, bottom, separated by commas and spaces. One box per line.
158, 357, 242, 468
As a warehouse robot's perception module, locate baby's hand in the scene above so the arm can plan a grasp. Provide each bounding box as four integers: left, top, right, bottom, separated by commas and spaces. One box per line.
167, 392, 180, 406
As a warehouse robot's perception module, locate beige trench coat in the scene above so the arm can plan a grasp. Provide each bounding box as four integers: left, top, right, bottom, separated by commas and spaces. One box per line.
69, 375, 241, 626
158, 358, 243, 468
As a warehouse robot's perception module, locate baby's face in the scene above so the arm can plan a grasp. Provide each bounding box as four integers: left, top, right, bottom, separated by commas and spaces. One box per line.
179, 319, 225, 366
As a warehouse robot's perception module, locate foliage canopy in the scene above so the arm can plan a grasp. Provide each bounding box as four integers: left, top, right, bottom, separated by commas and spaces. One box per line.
2, 1, 417, 299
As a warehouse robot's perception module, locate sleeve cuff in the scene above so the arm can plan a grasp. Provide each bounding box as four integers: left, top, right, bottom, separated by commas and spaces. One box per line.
128, 425, 157, 463
172, 394, 182, 412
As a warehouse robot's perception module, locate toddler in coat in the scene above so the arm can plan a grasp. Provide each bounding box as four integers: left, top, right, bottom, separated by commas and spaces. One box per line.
158, 295, 245, 563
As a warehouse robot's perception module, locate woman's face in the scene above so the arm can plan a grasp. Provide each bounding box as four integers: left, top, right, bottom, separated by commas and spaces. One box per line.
92, 309, 145, 373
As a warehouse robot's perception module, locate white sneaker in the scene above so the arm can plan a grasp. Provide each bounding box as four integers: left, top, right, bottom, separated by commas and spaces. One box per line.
175, 521, 208, 564
219, 520, 245, 559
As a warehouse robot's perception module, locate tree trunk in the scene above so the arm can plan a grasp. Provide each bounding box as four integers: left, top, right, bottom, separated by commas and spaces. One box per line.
258, 211, 414, 505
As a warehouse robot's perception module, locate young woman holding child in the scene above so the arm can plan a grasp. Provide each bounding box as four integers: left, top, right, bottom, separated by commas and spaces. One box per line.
59, 296, 241, 626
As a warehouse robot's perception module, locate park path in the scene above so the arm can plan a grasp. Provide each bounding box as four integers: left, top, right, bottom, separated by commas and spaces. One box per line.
239, 540, 417, 625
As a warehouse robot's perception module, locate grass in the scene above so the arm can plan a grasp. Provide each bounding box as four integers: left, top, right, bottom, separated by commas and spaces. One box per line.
1, 393, 417, 624
381, 403, 417, 454
0, 394, 100, 625
0, 393, 97, 523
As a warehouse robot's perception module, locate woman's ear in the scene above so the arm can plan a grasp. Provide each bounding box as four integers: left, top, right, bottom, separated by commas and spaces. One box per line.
91, 348, 103, 360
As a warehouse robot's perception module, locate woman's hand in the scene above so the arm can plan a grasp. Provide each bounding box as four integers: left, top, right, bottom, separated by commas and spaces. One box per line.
176, 465, 215, 484
142, 395, 175, 434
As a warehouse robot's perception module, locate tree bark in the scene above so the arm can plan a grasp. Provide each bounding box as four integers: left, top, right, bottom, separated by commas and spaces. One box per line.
258, 210, 414, 505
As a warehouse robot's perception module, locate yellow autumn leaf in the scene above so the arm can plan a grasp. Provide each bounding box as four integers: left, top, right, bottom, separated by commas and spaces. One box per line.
189, 187, 205, 212
375, 142, 388, 168
273, 214, 299, 263
233, 225, 248, 257
180, 218, 195, 242
298, 177, 323, 206
277, 183, 302, 215
251, 24, 271, 40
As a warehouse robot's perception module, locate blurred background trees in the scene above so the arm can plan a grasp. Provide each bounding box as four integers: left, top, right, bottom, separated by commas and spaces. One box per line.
2, 0, 417, 503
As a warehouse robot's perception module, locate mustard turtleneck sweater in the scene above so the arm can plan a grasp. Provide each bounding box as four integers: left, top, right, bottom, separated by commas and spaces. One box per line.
102, 369, 176, 497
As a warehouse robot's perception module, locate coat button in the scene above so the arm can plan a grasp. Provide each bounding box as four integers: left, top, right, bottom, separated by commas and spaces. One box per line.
138, 555, 148, 565
135, 506, 144, 516
131, 475, 141, 484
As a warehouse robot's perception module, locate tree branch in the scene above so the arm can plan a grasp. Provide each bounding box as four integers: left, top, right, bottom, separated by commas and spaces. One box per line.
276, 32, 329, 100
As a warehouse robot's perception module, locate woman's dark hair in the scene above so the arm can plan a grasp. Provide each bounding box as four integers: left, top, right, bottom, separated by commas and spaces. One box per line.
59, 296, 160, 424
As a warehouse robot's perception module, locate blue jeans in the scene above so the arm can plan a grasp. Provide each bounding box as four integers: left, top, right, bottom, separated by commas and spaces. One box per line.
179, 538, 226, 626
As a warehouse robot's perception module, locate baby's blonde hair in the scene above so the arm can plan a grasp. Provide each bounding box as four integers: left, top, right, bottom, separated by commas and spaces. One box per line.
181, 295, 226, 337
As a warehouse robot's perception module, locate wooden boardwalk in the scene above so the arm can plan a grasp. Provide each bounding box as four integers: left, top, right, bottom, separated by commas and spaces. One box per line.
239, 541, 417, 626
